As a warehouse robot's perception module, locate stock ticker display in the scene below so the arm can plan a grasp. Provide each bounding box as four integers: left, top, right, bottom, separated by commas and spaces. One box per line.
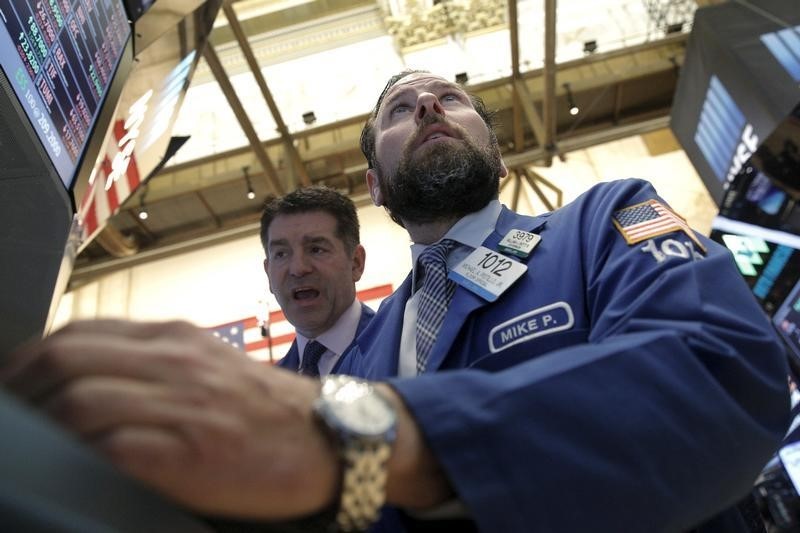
710, 226, 800, 317
774, 280, 800, 362
0, 0, 129, 188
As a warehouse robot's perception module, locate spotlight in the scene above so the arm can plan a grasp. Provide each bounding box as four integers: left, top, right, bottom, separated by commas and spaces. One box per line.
138, 189, 149, 220
302, 111, 316, 125
666, 22, 684, 34
564, 83, 579, 116
583, 40, 597, 54
243, 165, 256, 200
455, 72, 469, 85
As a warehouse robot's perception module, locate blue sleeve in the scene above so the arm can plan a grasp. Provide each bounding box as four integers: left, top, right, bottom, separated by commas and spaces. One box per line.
390, 179, 790, 532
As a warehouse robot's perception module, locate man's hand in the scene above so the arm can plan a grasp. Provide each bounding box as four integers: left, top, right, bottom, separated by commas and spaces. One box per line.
1, 320, 339, 520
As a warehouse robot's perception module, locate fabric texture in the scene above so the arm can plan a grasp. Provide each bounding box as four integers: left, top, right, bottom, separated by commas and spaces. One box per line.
415, 239, 457, 374
298, 340, 327, 377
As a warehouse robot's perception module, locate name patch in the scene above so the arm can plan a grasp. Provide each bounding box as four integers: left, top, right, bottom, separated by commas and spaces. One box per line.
489, 301, 574, 353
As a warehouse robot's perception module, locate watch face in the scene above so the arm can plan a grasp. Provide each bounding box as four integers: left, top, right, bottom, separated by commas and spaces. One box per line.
323, 378, 396, 436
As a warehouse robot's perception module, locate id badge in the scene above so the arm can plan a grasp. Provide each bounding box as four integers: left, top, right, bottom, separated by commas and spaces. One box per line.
498, 229, 540, 258
449, 246, 527, 302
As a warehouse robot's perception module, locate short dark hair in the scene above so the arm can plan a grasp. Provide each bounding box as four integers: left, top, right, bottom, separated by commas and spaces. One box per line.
359, 69, 497, 170
260, 186, 360, 254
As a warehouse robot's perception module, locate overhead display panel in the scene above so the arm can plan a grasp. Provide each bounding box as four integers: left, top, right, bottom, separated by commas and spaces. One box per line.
775, 280, 800, 363
670, 0, 800, 205
72, 0, 223, 248
710, 218, 800, 317
0, 0, 130, 189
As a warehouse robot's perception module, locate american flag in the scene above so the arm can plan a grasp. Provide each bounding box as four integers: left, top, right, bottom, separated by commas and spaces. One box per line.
612, 199, 706, 252
207, 283, 394, 363
77, 118, 142, 244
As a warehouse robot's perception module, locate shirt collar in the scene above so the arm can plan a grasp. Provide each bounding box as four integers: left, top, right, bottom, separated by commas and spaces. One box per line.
295, 298, 362, 357
409, 200, 503, 290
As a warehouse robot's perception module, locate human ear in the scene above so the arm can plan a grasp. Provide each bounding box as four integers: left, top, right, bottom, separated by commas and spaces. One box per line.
351, 245, 366, 282
366, 169, 383, 206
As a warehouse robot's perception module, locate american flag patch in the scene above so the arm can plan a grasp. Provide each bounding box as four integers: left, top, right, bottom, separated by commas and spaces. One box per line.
612, 200, 706, 252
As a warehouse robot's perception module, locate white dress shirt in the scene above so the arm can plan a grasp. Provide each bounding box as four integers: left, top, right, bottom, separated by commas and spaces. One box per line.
294, 298, 363, 376
398, 200, 503, 377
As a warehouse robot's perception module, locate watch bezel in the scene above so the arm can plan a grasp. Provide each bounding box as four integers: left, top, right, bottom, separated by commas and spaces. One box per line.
315, 375, 397, 440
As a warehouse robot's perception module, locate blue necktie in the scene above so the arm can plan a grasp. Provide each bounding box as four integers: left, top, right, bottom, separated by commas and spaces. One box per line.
299, 340, 327, 377
415, 239, 457, 374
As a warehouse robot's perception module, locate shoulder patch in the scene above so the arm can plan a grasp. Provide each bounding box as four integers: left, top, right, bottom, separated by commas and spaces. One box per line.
612, 199, 706, 253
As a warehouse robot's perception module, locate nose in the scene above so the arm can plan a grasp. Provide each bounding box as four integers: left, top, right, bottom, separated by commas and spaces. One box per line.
415, 92, 445, 124
288, 252, 312, 277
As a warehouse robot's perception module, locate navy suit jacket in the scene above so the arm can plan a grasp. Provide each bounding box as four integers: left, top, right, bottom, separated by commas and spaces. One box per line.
276, 302, 375, 374
338, 179, 789, 532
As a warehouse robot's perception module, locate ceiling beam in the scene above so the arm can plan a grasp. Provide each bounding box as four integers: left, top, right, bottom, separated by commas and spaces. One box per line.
613, 81, 623, 124
196, 190, 222, 228
222, 3, 311, 188
94, 223, 139, 258
513, 79, 546, 148
202, 43, 286, 196
160, 33, 687, 177
507, 0, 526, 151
542, 0, 557, 166
75, 112, 673, 286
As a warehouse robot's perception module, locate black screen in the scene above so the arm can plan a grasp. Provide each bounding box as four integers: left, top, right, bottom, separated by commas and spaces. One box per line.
710, 220, 800, 317
0, 0, 130, 189
775, 280, 800, 363
123, 0, 155, 22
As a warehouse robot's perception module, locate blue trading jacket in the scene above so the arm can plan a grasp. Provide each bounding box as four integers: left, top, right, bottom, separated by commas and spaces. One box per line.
338, 178, 790, 532
277, 302, 375, 374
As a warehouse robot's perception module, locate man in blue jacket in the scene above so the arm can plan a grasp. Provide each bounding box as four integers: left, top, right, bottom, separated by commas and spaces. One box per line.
1, 70, 790, 533
260, 186, 374, 377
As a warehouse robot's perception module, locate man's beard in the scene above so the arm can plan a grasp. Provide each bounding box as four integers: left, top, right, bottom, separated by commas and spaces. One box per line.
378, 119, 503, 227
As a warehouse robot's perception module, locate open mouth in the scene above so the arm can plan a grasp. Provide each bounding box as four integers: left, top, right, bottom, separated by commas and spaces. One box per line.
293, 288, 320, 300
422, 131, 449, 143
414, 121, 458, 148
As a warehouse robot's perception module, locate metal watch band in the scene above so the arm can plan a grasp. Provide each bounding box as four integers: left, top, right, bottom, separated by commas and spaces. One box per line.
336, 437, 392, 532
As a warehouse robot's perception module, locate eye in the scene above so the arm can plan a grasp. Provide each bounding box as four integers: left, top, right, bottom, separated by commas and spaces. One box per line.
440, 93, 460, 103
310, 245, 328, 255
270, 249, 288, 260
390, 103, 411, 116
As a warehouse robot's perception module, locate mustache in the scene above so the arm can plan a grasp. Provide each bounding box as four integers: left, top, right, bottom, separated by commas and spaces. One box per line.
404, 114, 465, 152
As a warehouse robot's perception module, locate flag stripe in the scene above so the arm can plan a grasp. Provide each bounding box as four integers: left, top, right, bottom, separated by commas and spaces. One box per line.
612, 199, 706, 252
207, 284, 393, 362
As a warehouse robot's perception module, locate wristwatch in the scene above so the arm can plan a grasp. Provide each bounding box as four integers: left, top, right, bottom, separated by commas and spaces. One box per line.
314, 375, 397, 532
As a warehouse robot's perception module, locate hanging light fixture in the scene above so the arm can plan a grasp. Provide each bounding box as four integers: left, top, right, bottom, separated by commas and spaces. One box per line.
243, 165, 255, 200
138, 187, 149, 220
564, 83, 579, 116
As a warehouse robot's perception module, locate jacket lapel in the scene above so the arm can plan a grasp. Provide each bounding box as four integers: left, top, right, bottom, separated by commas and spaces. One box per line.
423, 206, 548, 373
354, 275, 413, 379
278, 340, 300, 372
331, 303, 376, 375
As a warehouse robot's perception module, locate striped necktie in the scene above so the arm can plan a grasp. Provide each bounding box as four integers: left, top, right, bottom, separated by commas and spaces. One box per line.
299, 340, 327, 377
415, 239, 457, 374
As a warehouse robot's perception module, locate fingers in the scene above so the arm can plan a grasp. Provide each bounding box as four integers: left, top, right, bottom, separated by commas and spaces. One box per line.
58, 318, 205, 340
91, 425, 205, 508
41, 376, 243, 443
2, 320, 240, 402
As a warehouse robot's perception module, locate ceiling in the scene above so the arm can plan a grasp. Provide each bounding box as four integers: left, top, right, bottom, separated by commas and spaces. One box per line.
70, 0, 724, 287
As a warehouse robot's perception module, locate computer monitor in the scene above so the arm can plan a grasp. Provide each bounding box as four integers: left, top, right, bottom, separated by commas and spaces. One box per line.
774, 280, 800, 364
0, 4, 222, 530
709, 218, 800, 317
0, 1, 133, 352
0, 0, 132, 191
